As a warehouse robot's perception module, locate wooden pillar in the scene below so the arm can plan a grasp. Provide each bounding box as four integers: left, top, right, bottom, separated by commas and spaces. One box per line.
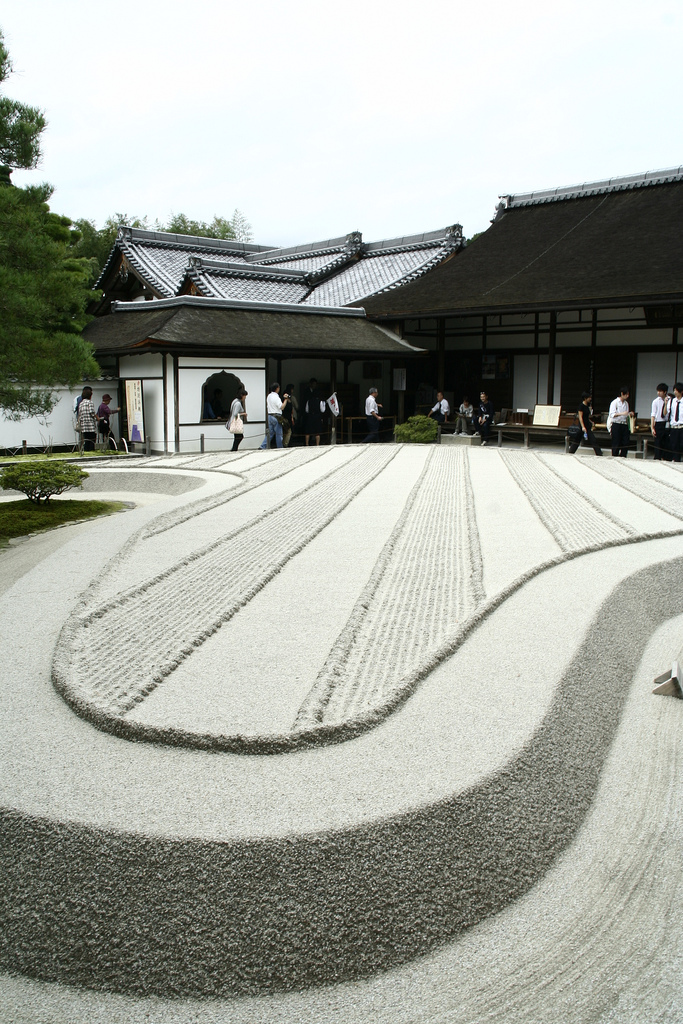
162, 352, 169, 454
173, 355, 180, 452
590, 308, 598, 397
437, 318, 445, 392
547, 311, 557, 405
330, 357, 337, 444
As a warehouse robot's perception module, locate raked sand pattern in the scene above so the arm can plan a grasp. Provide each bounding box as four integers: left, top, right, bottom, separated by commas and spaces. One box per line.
297, 446, 484, 727
1, 445, 683, 1022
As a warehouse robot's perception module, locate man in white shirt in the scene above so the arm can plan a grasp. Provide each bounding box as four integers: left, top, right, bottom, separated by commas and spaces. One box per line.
668, 382, 683, 463
650, 383, 670, 461
428, 391, 450, 424
363, 387, 382, 443
608, 387, 634, 458
259, 382, 289, 449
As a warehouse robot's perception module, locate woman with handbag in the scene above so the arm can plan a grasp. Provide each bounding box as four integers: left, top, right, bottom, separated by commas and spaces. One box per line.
227, 388, 248, 451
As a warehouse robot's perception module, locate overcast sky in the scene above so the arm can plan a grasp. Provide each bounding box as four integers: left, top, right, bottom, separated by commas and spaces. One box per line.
2, 0, 681, 247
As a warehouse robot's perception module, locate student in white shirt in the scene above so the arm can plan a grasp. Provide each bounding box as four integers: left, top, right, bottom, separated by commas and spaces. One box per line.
259, 382, 289, 450
669, 382, 683, 463
650, 383, 670, 461
608, 387, 634, 458
428, 392, 450, 424
363, 387, 382, 443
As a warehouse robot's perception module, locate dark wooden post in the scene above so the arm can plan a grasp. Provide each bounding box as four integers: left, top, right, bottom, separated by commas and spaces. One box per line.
162, 352, 169, 454
330, 357, 337, 445
547, 311, 557, 405
173, 355, 180, 453
437, 318, 445, 392
590, 308, 598, 397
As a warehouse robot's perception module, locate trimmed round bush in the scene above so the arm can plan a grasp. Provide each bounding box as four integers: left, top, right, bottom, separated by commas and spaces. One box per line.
394, 415, 438, 444
0, 462, 89, 503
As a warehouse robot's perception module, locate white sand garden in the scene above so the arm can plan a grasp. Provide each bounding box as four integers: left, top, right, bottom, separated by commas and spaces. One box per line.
1, 445, 682, 1023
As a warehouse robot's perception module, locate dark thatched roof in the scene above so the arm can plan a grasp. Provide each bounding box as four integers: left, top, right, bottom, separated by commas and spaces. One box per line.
82, 299, 425, 357
360, 180, 683, 317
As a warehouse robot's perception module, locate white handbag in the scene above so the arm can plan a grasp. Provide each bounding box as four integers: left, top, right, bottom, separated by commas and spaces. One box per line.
227, 415, 244, 435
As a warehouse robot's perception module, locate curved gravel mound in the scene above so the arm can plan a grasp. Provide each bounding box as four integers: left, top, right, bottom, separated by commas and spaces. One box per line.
1, 556, 682, 998
79, 470, 207, 496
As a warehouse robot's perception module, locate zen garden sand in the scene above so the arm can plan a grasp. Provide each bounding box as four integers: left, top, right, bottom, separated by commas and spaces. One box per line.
1, 444, 682, 1024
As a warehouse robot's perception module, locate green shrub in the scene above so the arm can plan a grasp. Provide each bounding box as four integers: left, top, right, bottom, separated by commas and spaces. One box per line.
394, 415, 438, 444
0, 462, 88, 503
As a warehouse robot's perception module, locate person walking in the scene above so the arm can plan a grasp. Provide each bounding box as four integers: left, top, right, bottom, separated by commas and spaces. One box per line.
607, 387, 634, 457
650, 383, 670, 461
228, 387, 248, 452
77, 386, 99, 451
668, 383, 683, 463
428, 391, 450, 424
568, 391, 602, 455
363, 387, 382, 442
259, 383, 289, 450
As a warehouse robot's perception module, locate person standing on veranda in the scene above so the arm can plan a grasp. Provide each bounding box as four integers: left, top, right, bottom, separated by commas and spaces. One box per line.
608, 387, 634, 457
650, 383, 670, 461
668, 383, 683, 463
363, 387, 382, 442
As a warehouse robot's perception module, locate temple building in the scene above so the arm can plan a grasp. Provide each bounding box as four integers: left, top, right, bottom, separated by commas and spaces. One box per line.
3, 166, 682, 451
359, 166, 683, 419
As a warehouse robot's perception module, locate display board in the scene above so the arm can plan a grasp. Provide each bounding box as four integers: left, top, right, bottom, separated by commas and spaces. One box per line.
125, 379, 145, 443
532, 404, 561, 427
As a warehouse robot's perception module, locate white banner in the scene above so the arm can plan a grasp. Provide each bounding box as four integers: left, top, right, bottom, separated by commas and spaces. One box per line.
327, 392, 340, 417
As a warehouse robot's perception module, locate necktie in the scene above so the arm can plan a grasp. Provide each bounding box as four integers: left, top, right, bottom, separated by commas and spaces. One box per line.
677, 401, 680, 423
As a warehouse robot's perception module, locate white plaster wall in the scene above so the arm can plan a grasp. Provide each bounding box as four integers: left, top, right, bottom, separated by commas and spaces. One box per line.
118, 354, 164, 378
177, 367, 266, 425
513, 354, 562, 411
635, 352, 680, 418
0, 384, 121, 450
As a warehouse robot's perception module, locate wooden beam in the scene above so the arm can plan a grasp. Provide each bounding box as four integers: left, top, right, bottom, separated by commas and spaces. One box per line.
547, 311, 557, 404
437, 318, 445, 392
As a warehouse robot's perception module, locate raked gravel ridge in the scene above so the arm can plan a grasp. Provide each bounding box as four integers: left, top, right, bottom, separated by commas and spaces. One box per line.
1, 445, 682, 1022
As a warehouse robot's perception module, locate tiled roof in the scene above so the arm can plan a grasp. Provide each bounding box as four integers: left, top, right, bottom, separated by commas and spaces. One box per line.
362, 177, 683, 316
304, 244, 451, 306
499, 165, 683, 211
82, 298, 427, 356
97, 225, 463, 310
96, 227, 275, 297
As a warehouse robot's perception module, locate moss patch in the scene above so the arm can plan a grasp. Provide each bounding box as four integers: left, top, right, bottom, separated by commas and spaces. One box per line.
0, 499, 126, 544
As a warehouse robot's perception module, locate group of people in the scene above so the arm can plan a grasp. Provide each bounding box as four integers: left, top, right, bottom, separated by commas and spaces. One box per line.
74, 387, 119, 451
242, 378, 327, 451
427, 391, 496, 443
569, 382, 683, 461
